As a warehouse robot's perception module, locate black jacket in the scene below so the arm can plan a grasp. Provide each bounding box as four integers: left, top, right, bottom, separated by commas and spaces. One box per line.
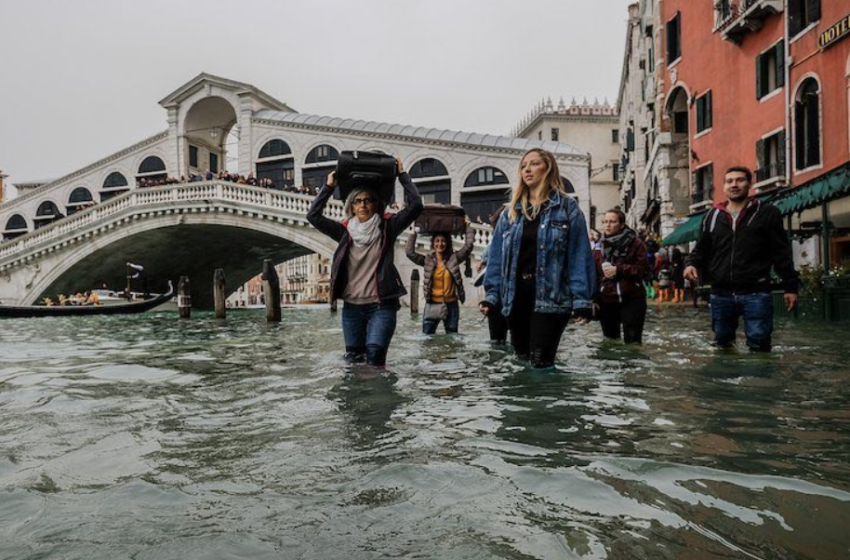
685, 199, 798, 295
307, 172, 423, 303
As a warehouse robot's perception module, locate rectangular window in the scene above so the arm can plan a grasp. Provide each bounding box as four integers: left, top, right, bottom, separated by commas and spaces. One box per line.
714, 0, 732, 28
696, 91, 713, 133
551, 128, 559, 142
693, 164, 714, 204
612, 129, 619, 143
626, 128, 635, 152
612, 162, 620, 182
189, 145, 199, 168
209, 153, 219, 174
756, 130, 786, 183
756, 41, 785, 99
789, 0, 821, 37
666, 12, 682, 65
537, 130, 542, 141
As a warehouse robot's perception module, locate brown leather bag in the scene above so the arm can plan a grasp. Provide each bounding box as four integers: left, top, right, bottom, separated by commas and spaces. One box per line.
415, 204, 467, 235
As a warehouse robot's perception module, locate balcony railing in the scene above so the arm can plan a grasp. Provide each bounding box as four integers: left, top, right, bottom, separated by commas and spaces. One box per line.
720, 0, 784, 44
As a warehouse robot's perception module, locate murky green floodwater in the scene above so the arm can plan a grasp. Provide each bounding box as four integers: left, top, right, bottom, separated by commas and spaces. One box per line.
1, 306, 849, 560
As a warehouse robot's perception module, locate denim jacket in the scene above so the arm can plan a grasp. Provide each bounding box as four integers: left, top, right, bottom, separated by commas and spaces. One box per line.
483, 192, 596, 316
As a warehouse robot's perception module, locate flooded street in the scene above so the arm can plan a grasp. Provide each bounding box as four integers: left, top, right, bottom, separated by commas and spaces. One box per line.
1, 306, 849, 559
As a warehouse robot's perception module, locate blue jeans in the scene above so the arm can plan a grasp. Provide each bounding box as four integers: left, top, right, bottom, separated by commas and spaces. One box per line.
422, 301, 460, 334
710, 293, 774, 351
342, 300, 400, 366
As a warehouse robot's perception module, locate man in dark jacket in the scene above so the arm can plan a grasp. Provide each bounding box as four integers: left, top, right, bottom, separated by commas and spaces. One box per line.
684, 166, 798, 351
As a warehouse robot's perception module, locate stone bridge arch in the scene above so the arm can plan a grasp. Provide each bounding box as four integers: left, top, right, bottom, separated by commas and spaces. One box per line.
24, 211, 337, 308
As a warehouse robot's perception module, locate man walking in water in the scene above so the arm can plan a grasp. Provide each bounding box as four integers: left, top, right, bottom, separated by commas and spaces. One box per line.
684, 166, 798, 351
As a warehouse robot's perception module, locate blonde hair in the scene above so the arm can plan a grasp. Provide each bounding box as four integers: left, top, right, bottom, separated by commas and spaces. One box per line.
508, 149, 567, 222
343, 188, 385, 220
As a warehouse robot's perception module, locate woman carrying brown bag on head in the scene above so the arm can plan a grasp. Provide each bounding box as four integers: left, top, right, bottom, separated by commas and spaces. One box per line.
405, 220, 475, 334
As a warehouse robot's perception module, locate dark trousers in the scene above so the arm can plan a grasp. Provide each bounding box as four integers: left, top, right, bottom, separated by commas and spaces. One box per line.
599, 297, 647, 344
710, 293, 773, 351
341, 300, 400, 366
507, 281, 570, 368
488, 309, 509, 343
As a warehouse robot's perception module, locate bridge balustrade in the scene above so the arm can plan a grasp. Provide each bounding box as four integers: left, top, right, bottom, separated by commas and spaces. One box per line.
0, 181, 495, 268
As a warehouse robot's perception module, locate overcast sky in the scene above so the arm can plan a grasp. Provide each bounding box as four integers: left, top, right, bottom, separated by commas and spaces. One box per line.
0, 0, 634, 191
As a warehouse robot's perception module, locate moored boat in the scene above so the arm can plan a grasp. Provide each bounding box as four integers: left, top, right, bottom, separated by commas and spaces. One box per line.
0, 281, 174, 318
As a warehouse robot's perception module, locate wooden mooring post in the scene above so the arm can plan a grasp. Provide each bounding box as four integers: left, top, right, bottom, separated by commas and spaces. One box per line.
178, 276, 191, 319
262, 259, 282, 322
410, 269, 420, 315
213, 269, 226, 319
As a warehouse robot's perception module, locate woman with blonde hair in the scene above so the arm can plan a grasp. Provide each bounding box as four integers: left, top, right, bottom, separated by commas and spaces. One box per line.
307, 157, 422, 367
479, 149, 595, 368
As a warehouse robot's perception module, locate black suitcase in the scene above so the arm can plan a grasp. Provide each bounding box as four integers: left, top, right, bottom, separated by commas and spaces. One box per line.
415, 204, 467, 235
336, 151, 397, 203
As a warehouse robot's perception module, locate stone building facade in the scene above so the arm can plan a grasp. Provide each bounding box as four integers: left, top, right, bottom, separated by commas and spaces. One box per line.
511, 98, 620, 230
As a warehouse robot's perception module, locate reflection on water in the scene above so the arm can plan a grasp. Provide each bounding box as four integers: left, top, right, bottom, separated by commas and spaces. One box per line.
1, 307, 850, 559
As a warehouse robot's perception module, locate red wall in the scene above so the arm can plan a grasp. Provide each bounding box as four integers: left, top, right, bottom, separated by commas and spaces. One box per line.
790, 3, 850, 185
660, 0, 850, 201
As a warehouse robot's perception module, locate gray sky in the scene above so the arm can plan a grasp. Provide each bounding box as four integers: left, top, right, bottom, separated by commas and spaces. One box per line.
0, 0, 634, 190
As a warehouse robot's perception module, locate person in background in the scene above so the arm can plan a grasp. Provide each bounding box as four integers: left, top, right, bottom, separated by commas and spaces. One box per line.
307, 157, 422, 367
684, 166, 798, 351
406, 220, 475, 334
593, 209, 650, 344
480, 148, 595, 368
670, 248, 686, 303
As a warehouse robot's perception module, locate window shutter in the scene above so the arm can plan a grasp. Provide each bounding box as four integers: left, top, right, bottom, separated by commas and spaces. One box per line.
696, 98, 704, 131
795, 101, 806, 170
807, 91, 821, 167
707, 165, 714, 201
775, 41, 785, 89
756, 53, 765, 99
756, 139, 766, 173
789, 0, 803, 36
706, 92, 713, 129
778, 131, 787, 176
807, 0, 821, 24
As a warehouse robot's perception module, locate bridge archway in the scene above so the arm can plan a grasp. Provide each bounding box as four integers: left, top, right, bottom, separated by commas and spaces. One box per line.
183, 96, 239, 176
28, 212, 337, 308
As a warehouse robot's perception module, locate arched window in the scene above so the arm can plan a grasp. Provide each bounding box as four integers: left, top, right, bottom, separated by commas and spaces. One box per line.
464, 166, 509, 188
2, 214, 28, 240
410, 158, 449, 179
667, 88, 689, 135
102, 171, 131, 202
560, 176, 576, 194
302, 145, 339, 193
410, 158, 451, 204
305, 144, 339, 164
257, 139, 294, 190
103, 172, 128, 189
259, 139, 292, 159
795, 78, 821, 171
33, 201, 63, 229
138, 156, 166, 175
67, 187, 94, 216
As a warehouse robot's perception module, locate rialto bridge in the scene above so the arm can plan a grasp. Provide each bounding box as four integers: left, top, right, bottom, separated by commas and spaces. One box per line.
0, 74, 592, 307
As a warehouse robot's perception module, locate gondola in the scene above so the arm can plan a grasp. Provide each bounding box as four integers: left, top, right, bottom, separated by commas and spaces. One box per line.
0, 281, 174, 318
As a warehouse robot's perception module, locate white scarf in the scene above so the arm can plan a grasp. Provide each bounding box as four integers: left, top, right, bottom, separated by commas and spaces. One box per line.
347, 214, 382, 247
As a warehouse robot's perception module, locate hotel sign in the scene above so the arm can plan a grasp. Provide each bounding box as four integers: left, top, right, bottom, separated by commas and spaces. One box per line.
819, 14, 850, 50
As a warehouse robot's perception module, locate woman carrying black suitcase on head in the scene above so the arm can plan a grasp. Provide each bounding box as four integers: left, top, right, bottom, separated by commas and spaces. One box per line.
405, 220, 475, 334
307, 157, 423, 367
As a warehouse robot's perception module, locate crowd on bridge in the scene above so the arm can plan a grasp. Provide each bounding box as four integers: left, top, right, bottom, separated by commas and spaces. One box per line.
135, 170, 320, 195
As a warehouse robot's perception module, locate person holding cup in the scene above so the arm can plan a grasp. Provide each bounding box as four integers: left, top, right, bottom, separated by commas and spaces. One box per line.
593, 209, 650, 344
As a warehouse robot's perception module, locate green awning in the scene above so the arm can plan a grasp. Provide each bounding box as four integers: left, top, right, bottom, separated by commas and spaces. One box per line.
773, 164, 850, 215
661, 213, 705, 246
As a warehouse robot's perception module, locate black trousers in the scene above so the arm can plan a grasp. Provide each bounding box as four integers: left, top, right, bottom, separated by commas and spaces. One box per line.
508, 281, 570, 368
488, 308, 509, 343
599, 297, 647, 344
